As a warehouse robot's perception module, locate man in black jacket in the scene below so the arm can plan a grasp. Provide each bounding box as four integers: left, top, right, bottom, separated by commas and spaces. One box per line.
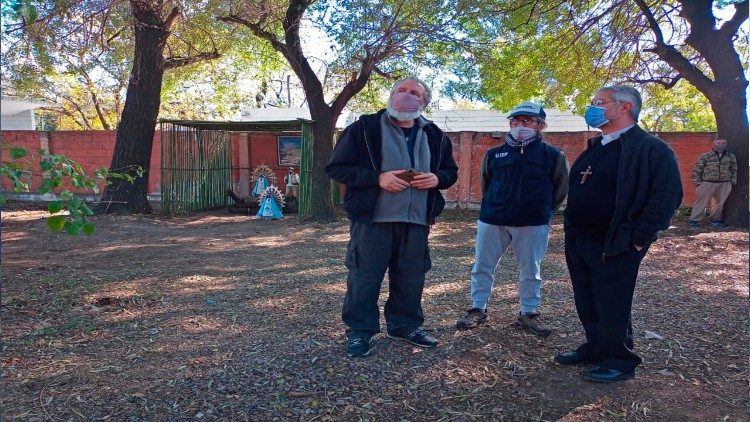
556, 85, 683, 382
326, 77, 458, 358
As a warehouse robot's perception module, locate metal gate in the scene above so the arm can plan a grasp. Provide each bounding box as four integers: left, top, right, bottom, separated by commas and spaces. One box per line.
160, 122, 232, 213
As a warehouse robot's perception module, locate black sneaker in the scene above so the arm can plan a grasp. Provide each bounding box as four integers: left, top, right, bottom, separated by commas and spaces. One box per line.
456, 308, 488, 330
709, 220, 727, 228
387, 329, 438, 348
346, 336, 373, 358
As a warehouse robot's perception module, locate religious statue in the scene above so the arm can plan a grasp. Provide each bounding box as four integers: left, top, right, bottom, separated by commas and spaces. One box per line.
284, 167, 300, 198
251, 164, 276, 197
257, 185, 285, 220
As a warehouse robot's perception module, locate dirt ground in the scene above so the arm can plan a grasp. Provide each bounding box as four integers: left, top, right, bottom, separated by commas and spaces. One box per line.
1, 203, 748, 421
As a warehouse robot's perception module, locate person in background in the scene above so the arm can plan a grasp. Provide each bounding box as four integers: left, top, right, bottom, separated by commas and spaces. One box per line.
284, 167, 300, 198
688, 137, 737, 228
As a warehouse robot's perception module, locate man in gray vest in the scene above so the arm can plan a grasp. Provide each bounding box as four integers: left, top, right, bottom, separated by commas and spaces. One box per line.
326, 77, 458, 358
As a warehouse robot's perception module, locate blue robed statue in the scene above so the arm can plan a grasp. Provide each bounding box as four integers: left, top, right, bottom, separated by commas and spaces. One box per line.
251, 175, 270, 197
256, 186, 285, 220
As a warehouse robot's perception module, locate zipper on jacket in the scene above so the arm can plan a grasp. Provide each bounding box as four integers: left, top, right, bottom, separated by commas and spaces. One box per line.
511, 145, 527, 225
362, 125, 377, 171
428, 133, 446, 222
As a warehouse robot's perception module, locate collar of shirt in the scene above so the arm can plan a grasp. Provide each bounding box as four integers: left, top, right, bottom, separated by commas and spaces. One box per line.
601, 124, 635, 146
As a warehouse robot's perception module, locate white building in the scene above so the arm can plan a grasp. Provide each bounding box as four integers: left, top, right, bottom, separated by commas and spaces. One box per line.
239, 107, 596, 133
240, 107, 351, 129
427, 109, 596, 133
1, 97, 60, 130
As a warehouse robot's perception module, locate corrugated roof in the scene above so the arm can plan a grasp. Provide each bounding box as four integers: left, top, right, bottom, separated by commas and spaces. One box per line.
159, 119, 312, 132
240, 107, 351, 128
427, 109, 597, 132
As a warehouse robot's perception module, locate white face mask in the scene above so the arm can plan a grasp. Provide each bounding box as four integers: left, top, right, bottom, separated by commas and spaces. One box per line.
509, 126, 536, 141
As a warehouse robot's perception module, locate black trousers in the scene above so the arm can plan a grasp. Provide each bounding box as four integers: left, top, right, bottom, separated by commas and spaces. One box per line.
565, 230, 649, 372
342, 222, 431, 339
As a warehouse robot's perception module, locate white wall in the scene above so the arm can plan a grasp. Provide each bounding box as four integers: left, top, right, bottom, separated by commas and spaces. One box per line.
0, 110, 36, 130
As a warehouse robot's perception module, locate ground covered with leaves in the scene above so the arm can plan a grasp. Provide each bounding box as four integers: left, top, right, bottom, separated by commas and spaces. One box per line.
2, 204, 747, 421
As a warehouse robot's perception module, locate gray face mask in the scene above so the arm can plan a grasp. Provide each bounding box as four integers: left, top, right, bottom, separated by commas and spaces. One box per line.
509, 126, 536, 141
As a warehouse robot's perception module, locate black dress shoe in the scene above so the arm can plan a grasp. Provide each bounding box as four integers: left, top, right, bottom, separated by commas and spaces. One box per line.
583, 366, 635, 383
554, 350, 598, 365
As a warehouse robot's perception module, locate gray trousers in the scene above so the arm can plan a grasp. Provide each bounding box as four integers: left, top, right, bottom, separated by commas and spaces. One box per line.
342, 222, 431, 338
470, 221, 550, 314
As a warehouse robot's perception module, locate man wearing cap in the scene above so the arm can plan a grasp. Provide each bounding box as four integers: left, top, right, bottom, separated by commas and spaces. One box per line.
688, 137, 737, 228
456, 101, 569, 336
556, 85, 682, 383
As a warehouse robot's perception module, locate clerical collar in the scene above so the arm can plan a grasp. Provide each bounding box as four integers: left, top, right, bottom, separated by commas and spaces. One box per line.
601, 124, 635, 145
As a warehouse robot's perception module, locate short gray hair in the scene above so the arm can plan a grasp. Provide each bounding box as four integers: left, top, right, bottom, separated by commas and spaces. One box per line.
390, 77, 432, 106
598, 85, 642, 121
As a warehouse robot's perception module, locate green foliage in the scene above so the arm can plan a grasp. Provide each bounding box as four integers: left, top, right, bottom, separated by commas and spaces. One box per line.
457, 0, 745, 127
161, 42, 285, 119
2, 0, 282, 128
1, 1, 133, 129
640, 81, 717, 131
306, 0, 499, 91
1, 146, 138, 235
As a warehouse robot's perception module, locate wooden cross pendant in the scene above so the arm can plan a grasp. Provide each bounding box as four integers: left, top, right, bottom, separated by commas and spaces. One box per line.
580, 166, 593, 184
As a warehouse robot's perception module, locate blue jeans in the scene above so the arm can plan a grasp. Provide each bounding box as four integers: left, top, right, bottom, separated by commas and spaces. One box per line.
470, 221, 550, 314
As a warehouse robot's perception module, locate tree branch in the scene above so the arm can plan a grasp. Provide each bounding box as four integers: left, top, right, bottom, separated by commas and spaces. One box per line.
81, 69, 111, 129
623, 75, 682, 89
719, 0, 749, 37
163, 51, 221, 70
218, 14, 288, 54
163, 7, 181, 32
635, 0, 715, 93
634, 0, 665, 46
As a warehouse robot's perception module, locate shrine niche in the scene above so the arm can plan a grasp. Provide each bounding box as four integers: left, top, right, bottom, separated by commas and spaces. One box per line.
159, 118, 313, 218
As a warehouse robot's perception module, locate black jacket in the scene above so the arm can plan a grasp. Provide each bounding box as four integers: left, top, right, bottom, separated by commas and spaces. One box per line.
566, 125, 683, 257
325, 109, 459, 224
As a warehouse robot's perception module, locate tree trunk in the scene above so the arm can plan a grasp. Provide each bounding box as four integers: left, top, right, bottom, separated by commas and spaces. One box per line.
307, 106, 336, 222
708, 92, 748, 228
96, 14, 168, 214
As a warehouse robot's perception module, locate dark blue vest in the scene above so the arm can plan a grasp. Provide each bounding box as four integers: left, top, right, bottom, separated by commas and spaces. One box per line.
479, 139, 561, 227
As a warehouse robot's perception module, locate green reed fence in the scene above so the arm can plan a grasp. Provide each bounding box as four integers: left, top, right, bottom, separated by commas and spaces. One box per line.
159, 118, 313, 218
160, 122, 232, 213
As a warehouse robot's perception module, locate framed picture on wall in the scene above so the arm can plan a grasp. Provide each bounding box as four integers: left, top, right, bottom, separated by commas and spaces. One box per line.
277, 136, 302, 166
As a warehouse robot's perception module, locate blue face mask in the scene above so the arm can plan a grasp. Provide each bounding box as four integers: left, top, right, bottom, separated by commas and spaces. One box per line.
584, 105, 609, 128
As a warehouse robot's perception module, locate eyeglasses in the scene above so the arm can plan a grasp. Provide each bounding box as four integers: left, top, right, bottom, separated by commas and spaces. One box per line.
509, 116, 539, 126
590, 99, 620, 107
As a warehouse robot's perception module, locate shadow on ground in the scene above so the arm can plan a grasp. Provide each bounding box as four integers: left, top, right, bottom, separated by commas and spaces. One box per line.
1, 205, 747, 420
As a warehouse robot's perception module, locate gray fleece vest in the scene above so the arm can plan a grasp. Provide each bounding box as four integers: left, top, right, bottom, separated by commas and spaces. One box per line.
373, 113, 431, 225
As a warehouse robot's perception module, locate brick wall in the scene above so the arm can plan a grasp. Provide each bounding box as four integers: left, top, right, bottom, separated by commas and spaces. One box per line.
1, 130, 161, 195
444, 131, 716, 207
1, 129, 714, 205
